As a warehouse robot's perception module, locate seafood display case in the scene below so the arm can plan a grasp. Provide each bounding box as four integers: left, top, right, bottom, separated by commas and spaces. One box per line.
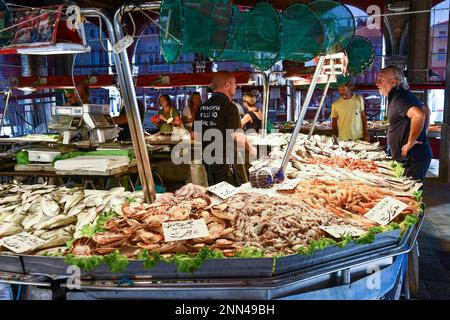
0, 216, 421, 300
0, 128, 425, 300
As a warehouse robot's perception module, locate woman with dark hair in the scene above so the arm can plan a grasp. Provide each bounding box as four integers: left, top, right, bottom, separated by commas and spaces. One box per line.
241, 92, 262, 132
182, 92, 202, 131
113, 101, 145, 141
151, 94, 182, 133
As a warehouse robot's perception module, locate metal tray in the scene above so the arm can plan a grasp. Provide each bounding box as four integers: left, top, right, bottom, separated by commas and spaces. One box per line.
10, 229, 402, 280
0, 253, 24, 273
274, 229, 401, 275
19, 255, 273, 279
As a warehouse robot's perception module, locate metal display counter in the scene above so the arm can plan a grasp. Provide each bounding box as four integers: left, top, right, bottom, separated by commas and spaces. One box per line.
0, 215, 423, 300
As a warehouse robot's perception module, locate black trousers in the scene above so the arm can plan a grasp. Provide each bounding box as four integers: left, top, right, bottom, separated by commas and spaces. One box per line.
204, 164, 236, 186
401, 143, 433, 182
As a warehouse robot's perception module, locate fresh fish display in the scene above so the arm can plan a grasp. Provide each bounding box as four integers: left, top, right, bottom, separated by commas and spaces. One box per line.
0, 181, 142, 254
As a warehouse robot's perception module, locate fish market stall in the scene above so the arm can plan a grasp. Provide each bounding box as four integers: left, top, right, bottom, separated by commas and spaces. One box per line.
0, 0, 425, 300
0, 134, 424, 299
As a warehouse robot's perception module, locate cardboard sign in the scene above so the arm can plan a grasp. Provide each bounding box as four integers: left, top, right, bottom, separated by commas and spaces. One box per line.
320, 225, 366, 239
364, 196, 408, 226
277, 178, 301, 191
207, 181, 239, 199
0, 232, 47, 253
163, 219, 210, 241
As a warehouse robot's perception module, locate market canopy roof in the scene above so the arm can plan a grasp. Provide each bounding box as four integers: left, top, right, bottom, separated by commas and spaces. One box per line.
136, 71, 252, 88
13, 71, 252, 90
14, 75, 116, 90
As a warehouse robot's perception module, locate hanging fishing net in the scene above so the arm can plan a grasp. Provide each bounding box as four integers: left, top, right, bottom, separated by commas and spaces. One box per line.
159, 0, 183, 63
309, 0, 355, 55
159, 0, 232, 63
0, 0, 14, 47
279, 4, 325, 62
345, 36, 375, 76
209, 5, 247, 61
212, 3, 280, 71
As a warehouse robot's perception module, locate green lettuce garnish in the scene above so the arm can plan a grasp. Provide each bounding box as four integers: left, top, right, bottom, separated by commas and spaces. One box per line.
80, 210, 118, 237
412, 190, 425, 214
126, 196, 137, 205
390, 161, 405, 177
400, 214, 419, 233
65, 254, 104, 271
137, 250, 163, 269
234, 245, 265, 258
168, 247, 224, 273
104, 250, 129, 273
297, 238, 337, 255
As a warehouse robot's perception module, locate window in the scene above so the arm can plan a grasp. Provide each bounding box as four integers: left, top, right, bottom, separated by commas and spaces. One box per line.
345, 5, 384, 84
429, 0, 449, 80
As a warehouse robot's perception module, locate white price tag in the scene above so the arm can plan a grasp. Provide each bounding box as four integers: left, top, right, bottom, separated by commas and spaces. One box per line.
320, 225, 366, 239
0, 232, 47, 253
163, 219, 210, 242
364, 196, 408, 226
411, 183, 422, 193
207, 181, 239, 199
277, 178, 301, 191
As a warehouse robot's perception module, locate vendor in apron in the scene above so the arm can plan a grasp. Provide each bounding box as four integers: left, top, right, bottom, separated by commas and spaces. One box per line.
151, 94, 183, 133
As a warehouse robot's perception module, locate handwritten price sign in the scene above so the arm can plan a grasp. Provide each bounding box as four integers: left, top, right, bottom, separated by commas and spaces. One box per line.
364, 196, 408, 226
163, 219, 210, 242
320, 225, 366, 239
207, 181, 239, 199
277, 178, 301, 191
0, 232, 47, 253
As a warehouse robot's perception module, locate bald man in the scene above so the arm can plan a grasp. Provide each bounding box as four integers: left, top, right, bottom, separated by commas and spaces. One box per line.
194, 71, 256, 186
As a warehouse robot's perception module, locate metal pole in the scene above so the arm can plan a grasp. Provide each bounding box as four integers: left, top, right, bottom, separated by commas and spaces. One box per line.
113, 4, 161, 202
308, 75, 332, 139
280, 56, 325, 173
261, 72, 270, 138
81, 8, 155, 202
286, 80, 294, 122
0, 90, 11, 135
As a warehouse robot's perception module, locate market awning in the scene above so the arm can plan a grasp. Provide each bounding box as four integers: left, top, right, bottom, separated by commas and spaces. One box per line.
136, 71, 253, 88
0, 5, 90, 56
14, 75, 115, 90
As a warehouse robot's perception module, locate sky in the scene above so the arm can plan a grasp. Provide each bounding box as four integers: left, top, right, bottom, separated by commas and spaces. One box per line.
431, 0, 450, 25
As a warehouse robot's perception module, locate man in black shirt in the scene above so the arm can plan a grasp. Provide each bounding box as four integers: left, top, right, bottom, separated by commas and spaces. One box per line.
194, 71, 256, 186
377, 66, 432, 182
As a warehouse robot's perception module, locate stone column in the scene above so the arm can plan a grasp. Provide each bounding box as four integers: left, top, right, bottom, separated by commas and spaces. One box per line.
439, 5, 450, 183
